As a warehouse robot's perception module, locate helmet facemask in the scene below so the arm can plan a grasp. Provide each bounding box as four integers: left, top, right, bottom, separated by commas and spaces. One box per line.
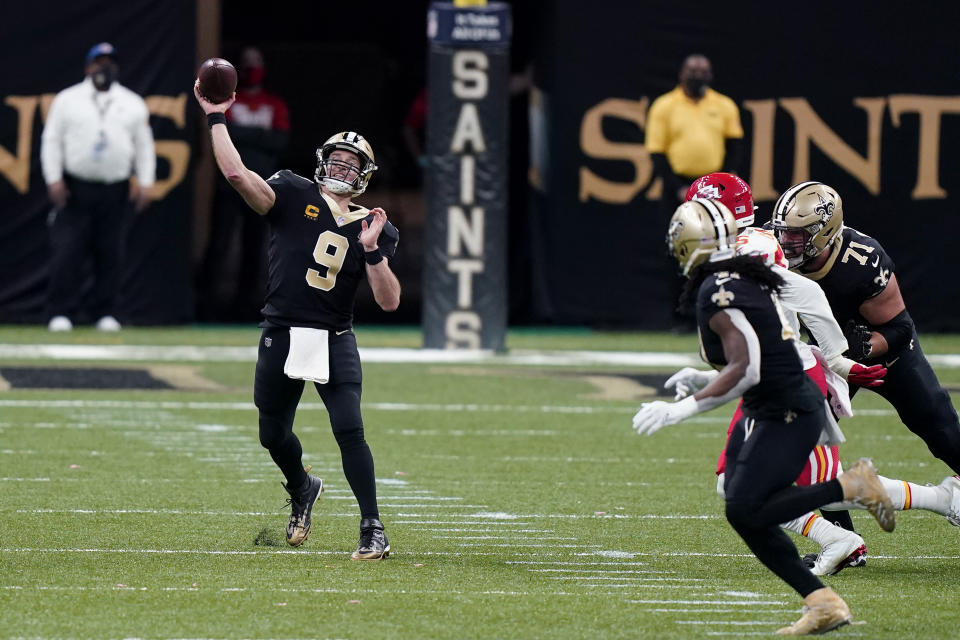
771, 182, 844, 269
314, 132, 378, 196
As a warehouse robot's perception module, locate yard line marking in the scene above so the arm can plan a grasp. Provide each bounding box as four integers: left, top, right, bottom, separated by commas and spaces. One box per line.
0, 398, 641, 415
531, 570, 688, 575
323, 495, 463, 501
550, 576, 705, 581
1, 584, 661, 600
410, 528, 551, 533
652, 608, 787, 613
458, 543, 600, 549
678, 621, 788, 625
434, 535, 579, 541
0, 547, 497, 557
627, 599, 790, 605
15, 508, 280, 516
395, 521, 532, 525
707, 623, 796, 638
507, 561, 653, 566
6, 342, 958, 368
580, 584, 707, 589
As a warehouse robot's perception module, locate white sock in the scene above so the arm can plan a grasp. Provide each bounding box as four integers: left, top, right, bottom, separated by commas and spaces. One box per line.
824, 475, 948, 514
878, 476, 906, 509
782, 513, 813, 536
901, 479, 950, 514
804, 514, 847, 547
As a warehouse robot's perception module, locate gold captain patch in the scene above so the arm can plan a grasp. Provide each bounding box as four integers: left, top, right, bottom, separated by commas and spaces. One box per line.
304, 204, 320, 220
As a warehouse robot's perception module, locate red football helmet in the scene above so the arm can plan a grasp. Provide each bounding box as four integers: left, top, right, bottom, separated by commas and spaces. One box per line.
684, 172, 755, 229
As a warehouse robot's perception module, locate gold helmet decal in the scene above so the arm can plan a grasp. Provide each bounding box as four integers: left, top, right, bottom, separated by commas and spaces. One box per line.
667, 199, 738, 276
315, 131, 378, 195
770, 181, 844, 268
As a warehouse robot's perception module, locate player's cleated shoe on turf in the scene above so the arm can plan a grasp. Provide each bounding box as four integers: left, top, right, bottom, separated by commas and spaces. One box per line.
936, 475, 960, 527
283, 474, 323, 547
350, 518, 390, 560
809, 529, 867, 576
776, 587, 853, 636
838, 458, 896, 532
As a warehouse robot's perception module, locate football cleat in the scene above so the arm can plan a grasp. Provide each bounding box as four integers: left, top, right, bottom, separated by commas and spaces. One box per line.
283, 473, 324, 547
776, 587, 852, 636
808, 529, 867, 576
838, 458, 896, 532
938, 475, 960, 527
350, 518, 390, 560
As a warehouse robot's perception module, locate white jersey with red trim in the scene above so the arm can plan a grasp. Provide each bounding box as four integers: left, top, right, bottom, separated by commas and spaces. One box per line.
734, 227, 849, 368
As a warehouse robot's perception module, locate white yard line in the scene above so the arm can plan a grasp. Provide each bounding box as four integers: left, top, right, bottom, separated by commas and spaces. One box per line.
3, 343, 959, 368
0, 398, 638, 415
627, 598, 790, 605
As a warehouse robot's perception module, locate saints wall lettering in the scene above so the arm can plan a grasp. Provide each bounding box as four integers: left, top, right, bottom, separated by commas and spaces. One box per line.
422, 1, 509, 350
444, 50, 488, 350
0, 93, 190, 198
578, 95, 960, 204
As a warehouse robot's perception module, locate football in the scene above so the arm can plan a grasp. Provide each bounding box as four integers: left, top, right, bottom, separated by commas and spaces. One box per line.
197, 57, 237, 104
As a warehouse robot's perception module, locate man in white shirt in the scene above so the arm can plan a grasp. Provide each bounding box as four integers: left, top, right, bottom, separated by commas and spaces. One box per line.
40, 42, 156, 332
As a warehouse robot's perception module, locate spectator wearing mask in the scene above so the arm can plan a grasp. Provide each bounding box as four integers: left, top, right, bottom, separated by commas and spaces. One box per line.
40, 42, 156, 332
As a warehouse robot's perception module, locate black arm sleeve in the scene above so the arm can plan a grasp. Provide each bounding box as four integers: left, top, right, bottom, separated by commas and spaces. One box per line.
876, 309, 915, 356
723, 138, 745, 175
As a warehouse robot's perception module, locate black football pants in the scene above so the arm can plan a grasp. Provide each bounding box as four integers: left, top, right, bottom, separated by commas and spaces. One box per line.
723, 409, 844, 598
47, 175, 128, 320
855, 334, 960, 475
254, 327, 379, 520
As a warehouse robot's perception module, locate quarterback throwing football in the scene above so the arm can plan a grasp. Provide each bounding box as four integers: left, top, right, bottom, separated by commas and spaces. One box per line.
195, 80, 400, 560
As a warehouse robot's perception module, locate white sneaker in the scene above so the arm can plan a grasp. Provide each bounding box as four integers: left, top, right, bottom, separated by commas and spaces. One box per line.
48, 315, 73, 332
811, 529, 866, 576
937, 475, 960, 527
95, 315, 121, 332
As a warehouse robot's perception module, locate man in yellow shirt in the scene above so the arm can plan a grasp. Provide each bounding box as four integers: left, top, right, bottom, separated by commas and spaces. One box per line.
646, 54, 744, 331
646, 54, 744, 217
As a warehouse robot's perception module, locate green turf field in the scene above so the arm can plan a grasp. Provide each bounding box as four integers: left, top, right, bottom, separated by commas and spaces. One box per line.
1, 326, 959, 639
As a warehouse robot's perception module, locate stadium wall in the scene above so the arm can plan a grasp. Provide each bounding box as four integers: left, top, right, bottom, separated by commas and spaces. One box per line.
0, 0, 196, 325
528, 0, 960, 330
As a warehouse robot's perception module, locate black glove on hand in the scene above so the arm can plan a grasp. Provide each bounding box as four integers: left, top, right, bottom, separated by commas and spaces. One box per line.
843, 319, 873, 360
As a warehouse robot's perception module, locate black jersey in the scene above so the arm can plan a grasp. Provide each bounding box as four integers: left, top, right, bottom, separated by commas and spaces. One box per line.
697, 269, 823, 418
259, 170, 399, 330
797, 226, 911, 338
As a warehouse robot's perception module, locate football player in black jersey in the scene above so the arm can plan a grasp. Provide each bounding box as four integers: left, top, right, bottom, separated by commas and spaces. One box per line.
633, 199, 895, 635
195, 82, 401, 560
772, 182, 960, 484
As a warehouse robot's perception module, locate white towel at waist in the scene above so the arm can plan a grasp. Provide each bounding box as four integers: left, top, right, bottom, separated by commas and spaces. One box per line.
283, 327, 329, 384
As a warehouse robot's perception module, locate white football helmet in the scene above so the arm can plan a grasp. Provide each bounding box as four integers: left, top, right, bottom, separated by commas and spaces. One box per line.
315, 131, 378, 195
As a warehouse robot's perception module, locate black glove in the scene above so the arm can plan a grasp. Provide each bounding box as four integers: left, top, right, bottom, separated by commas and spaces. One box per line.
843, 319, 873, 360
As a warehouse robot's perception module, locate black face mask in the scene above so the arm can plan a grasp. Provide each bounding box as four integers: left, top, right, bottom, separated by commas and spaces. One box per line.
91, 63, 117, 91
684, 77, 708, 97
